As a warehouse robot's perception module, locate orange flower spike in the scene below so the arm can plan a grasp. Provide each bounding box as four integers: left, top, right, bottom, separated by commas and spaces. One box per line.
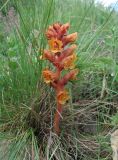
42, 22, 79, 135
57, 90, 70, 105
48, 38, 63, 53
42, 69, 57, 84
63, 53, 77, 70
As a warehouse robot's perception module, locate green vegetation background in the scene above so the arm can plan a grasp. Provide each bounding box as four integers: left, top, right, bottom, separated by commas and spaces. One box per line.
0, 0, 118, 159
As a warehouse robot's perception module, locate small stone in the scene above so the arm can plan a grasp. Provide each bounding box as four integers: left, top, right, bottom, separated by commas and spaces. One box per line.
111, 130, 118, 160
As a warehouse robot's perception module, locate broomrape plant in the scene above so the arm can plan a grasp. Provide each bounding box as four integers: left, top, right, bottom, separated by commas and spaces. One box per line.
42, 22, 79, 135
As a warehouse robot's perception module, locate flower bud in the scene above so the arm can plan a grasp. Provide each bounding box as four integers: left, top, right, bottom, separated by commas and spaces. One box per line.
45, 30, 55, 39
63, 32, 77, 45
59, 23, 70, 36
53, 23, 61, 31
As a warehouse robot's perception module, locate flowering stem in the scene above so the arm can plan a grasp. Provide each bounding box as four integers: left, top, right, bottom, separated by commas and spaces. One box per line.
53, 102, 63, 135
42, 23, 78, 135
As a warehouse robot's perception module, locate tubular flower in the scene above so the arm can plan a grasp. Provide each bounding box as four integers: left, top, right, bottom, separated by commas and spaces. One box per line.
43, 49, 55, 63
42, 69, 57, 84
63, 32, 78, 45
59, 44, 77, 61
59, 69, 79, 86
42, 22, 79, 135
63, 53, 77, 70
48, 38, 63, 53
59, 23, 70, 37
53, 23, 61, 31
57, 90, 70, 105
